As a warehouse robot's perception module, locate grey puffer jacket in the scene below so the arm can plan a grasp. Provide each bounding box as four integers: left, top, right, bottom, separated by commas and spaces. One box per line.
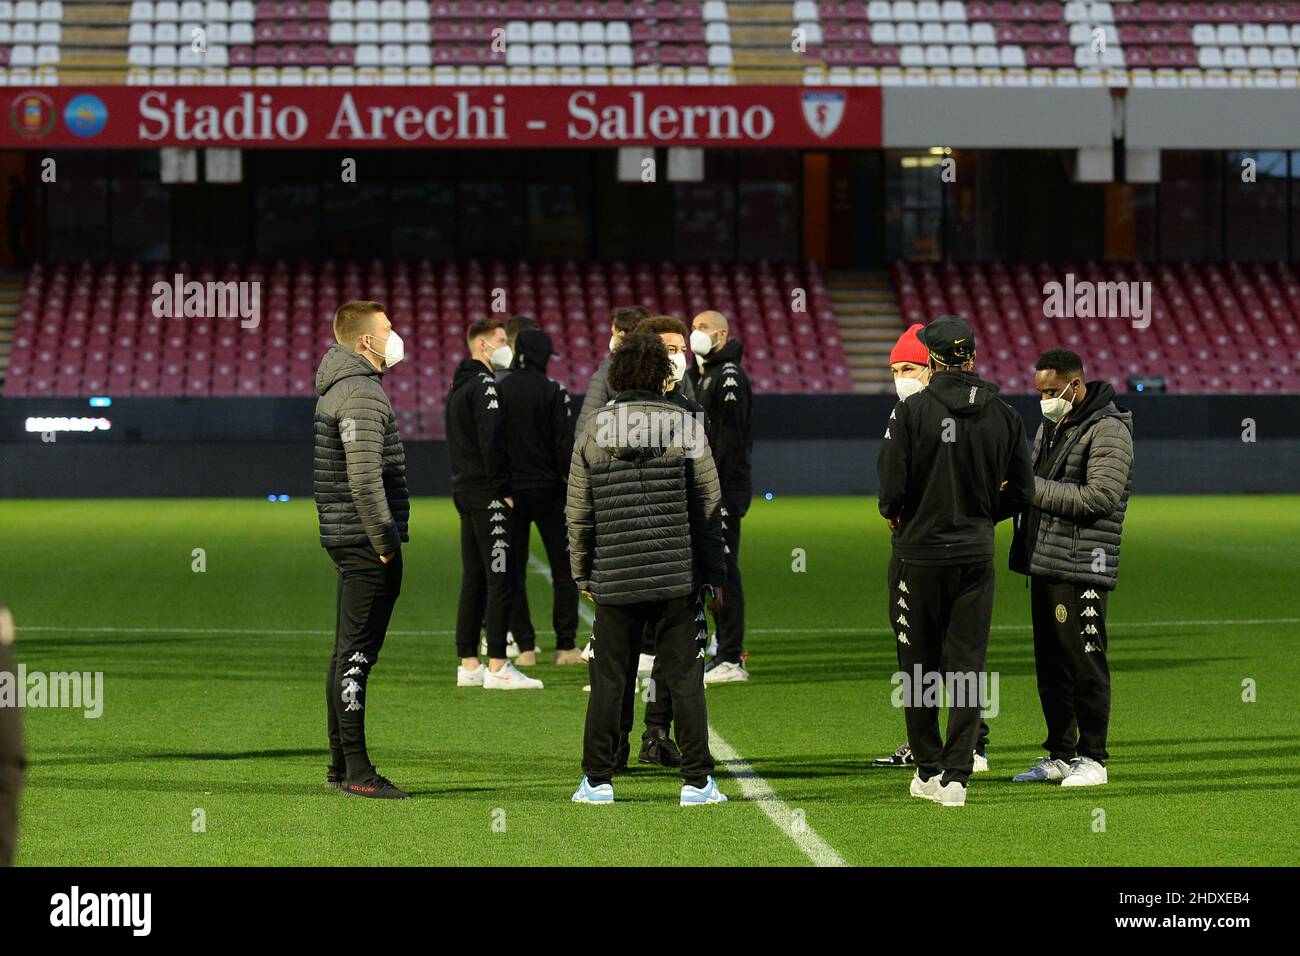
1010, 381, 1133, 590
574, 356, 612, 441
566, 390, 727, 605
313, 344, 410, 555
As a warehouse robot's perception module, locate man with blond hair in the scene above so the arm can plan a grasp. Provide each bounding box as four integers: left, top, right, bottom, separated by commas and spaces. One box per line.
314, 300, 410, 798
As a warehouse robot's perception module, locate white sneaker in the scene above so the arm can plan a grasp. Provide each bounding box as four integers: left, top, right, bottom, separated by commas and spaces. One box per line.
909, 771, 940, 802
1060, 756, 1108, 787
933, 779, 967, 806
1012, 757, 1072, 783
972, 752, 989, 774
483, 661, 544, 690
703, 660, 748, 685
457, 663, 486, 687
637, 653, 655, 679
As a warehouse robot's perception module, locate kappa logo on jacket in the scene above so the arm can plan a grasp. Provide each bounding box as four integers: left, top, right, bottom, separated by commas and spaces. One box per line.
487, 400, 499, 409
1084, 642, 1101, 653
968, 387, 978, 404
1082, 589, 1099, 599
348, 652, 369, 664
896, 614, 910, 627
898, 580, 909, 593
897, 597, 909, 610
1084, 624, 1098, 635
724, 393, 737, 402
897, 632, 910, 645
489, 499, 504, 509
1081, 606, 1099, 618
484, 386, 497, 396
723, 377, 738, 388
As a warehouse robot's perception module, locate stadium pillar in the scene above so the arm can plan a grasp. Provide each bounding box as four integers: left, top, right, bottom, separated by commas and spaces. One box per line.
803, 152, 829, 266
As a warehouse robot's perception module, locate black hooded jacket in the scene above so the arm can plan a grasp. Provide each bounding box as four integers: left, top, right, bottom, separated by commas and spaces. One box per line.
690, 338, 753, 512
877, 369, 1034, 564
496, 330, 574, 492
445, 357, 511, 509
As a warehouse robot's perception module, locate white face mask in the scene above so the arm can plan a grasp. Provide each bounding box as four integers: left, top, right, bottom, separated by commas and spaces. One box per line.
690, 329, 714, 356
894, 375, 924, 401
367, 329, 404, 368
668, 352, 687, 384
490, 344, 513, 370
1040, 380, 1079, 423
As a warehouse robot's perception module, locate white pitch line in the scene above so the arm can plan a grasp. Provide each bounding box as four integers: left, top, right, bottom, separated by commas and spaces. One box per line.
709, 726, 848, 867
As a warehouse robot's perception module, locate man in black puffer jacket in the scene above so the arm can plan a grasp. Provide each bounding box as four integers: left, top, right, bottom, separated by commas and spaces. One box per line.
1009, 348, 1134, 789
877, 315, 1034, 807
567, 333, 729, 806
314, 300, 410, 799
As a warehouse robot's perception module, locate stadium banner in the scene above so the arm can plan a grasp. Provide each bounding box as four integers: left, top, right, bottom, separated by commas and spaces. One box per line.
2, 86, 882, 149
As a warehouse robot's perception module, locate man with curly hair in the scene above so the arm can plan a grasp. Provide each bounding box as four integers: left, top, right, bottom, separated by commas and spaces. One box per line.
567, 333, 729, 806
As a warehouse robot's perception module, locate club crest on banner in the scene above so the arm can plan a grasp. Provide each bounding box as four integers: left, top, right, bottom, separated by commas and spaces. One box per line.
801, 91, 846, 139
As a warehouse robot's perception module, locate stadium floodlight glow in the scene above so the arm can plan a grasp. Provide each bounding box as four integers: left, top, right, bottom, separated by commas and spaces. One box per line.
25, 416, 111, 433
88, 397, 112, 407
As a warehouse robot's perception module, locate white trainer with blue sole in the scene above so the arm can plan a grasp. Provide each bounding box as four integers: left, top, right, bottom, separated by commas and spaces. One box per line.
571, 777, 614, 804
680, 776, 728, 806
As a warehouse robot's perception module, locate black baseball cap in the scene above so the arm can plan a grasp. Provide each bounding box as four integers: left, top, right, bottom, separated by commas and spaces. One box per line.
918, 315, 976, 365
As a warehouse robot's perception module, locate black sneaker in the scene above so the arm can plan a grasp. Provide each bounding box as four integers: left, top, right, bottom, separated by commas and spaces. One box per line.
341, 772, 410, 799
871, 743, 915, 768
638, 727, 683, 768
326, 766, 346, 789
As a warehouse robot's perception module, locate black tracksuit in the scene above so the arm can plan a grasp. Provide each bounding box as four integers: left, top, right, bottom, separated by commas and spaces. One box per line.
496, 333, 580, 652
689, 340, 753, 664
446, 357, 517, 659
877, 370, 1034, 786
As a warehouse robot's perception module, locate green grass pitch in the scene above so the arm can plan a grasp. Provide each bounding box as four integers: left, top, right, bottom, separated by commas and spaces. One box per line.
4, 495, 1298, 866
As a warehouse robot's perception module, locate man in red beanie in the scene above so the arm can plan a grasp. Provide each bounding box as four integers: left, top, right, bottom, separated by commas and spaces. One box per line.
886, 323, 931, 401
871, 323, 992, 772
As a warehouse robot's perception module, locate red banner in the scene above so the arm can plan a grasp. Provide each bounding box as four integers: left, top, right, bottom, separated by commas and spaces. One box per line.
2, 85, 881, 149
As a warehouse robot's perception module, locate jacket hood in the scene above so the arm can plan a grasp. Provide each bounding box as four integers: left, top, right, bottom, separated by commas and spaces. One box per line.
703, 337, 744, 367
316, 343, 380, 396
511, 329, 554, 373
595, 391, 690, 462
923, 369, 1000, 417
1063, 381, 1133, 435
452, 356, 489, 391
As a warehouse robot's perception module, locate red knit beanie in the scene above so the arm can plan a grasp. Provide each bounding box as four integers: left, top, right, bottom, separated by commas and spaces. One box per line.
889, 324, 928, 366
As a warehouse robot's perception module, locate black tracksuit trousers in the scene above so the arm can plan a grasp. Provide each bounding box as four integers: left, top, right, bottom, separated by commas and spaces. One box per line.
585, 595, 712, 788
454, 494, 517, 659
326, 545, 403, 779
618, 612, 693, 746
508, 487, 580, 651
713, 500, 745, 663
890, 556, 996, 787
1030, 576, 1111, 764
